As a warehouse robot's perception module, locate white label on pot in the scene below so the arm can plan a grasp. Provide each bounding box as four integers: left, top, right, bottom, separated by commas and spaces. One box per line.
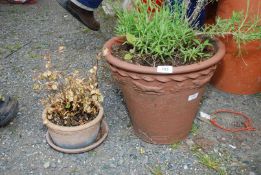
157, 66, 173, 73
199, 111, 211, 120
188, 92, 199, 101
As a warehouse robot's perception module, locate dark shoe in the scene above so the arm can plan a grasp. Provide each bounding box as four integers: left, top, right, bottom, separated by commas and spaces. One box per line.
0, 96, 18, 127
56, 0, 100, 31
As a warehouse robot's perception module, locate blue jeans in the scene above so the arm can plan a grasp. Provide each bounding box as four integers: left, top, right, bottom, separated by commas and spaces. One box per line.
76, 0, 103, 9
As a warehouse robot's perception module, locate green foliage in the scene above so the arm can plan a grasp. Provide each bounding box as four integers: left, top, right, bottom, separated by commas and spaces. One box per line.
124, 53, 133, 60
116, 0, 261, 64
126, 33, 137, 45
203, 8, 261, 51
116, 0, 211, 63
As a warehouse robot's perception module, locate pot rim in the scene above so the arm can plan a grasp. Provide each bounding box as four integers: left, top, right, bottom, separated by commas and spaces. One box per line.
103, 36, 225, 74
42, 104, 103, 132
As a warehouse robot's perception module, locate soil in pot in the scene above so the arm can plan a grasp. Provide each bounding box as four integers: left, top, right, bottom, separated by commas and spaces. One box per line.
47, 106, 98, 127
111, 39, 215, 67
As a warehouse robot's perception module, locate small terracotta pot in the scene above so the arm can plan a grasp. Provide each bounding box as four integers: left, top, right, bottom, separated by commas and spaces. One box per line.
103, 36, 225, 144
42, 105, 103, 149
210, 0, 261, 94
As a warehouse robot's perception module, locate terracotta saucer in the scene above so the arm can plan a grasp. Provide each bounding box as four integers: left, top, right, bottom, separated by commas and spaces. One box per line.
46, 119, 108, 154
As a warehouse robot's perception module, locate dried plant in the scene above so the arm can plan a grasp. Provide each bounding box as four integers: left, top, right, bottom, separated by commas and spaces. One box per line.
35, 54, 103, 127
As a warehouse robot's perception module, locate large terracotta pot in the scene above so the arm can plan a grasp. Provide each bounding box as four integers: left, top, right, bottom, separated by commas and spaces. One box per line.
210, 0, 261, 94
42, 105, 103, 149
103, 36, 225, 144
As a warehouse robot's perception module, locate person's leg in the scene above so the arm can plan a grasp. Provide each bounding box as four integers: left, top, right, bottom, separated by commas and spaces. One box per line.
56, 0, 103, 31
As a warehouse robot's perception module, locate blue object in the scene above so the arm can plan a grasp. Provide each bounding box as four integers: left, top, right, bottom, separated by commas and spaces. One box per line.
74, 0, 205, 26
76, 0, 103, 9
169, 0, 206, 28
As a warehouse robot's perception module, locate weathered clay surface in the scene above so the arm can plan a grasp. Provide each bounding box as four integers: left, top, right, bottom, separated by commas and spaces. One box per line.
42, 106, 104, 149
211, 0, 261, 94
104, 36, 225, 144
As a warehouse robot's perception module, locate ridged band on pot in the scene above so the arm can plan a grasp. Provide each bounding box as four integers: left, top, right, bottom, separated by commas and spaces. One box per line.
103, 36, 225, 144
42, 105, 103, 149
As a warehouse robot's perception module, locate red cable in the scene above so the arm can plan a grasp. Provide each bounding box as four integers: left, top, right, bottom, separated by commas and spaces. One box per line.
210, 109, 256, 132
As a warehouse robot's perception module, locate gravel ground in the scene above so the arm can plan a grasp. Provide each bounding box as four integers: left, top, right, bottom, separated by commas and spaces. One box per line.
0, 1, 260, 174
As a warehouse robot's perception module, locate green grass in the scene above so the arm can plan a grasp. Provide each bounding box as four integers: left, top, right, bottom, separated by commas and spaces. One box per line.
90, 150, 97, 156
170, 141, 181, 150
253, 93, 261, 99
191, 146, 228, 175
69, 167, 79, 174
28, 52, 41, 59
0, 94, 4, 101
190, 123, 199, 135
82, 28, 91, 33
32, 43, 48, 50
4, 43, 22, 52
0, 47, 6, 55
149, 165, 164, 175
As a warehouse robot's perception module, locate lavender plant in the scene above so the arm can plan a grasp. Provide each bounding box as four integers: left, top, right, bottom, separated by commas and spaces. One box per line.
116, 0, 260, 65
